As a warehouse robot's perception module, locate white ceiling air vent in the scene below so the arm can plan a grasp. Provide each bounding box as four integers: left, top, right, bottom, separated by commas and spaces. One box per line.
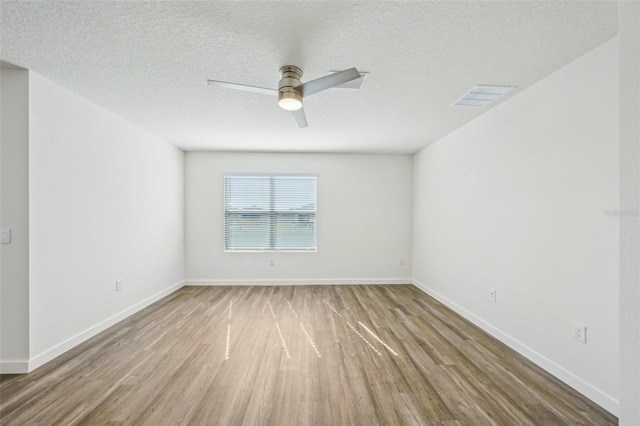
453, 85, 515, 107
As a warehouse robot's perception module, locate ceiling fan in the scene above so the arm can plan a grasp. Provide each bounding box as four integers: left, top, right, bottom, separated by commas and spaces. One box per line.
207, 66, 361, 128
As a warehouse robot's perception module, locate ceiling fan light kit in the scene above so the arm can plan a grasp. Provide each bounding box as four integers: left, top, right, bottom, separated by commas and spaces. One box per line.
277, 66, 304, 111
207, 65, 362, 128
278, 92, 303, 111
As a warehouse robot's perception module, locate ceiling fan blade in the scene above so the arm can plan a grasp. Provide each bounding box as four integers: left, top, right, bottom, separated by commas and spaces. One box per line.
207, 80, 278, 96
296, 68, 361, 97
291, 107, 308, 128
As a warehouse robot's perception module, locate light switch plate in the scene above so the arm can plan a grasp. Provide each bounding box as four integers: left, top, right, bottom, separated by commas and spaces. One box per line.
1, 228, 11, 244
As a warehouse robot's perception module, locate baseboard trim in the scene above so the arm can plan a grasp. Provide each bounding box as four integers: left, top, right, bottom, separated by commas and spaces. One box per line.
0, 360, 30, 374
26, 280, 185, 373
186, 278, 412, 286
411, 279, 619, 416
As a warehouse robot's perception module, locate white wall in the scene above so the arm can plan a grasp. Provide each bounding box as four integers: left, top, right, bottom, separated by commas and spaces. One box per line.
186, 152, 412, 284
1, 67, 31, 372
618, 2, 640, 424
27, 72, 185, 368
412, 37, 619, 414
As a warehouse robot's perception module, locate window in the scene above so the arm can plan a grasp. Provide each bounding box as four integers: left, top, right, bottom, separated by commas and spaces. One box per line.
224, 175, 317, 251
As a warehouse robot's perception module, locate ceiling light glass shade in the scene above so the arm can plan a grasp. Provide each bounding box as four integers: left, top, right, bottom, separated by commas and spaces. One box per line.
278, 91, 303, 111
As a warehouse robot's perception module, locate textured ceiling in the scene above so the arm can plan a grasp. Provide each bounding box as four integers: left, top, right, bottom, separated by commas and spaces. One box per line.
1, 1, 617, 154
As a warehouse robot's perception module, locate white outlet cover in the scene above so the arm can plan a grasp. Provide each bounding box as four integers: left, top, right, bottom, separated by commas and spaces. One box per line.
489, 288, 496, 301
573, 323, 587, 343
1, 228, 11, 244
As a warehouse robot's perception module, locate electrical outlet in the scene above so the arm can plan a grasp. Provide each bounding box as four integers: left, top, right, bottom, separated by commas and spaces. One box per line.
400, 258, 405, 266
1, 228, 11, 244
269, 259, 275, 267
573, 323, 586, 343
116, 280, 123, 292
489, 288, 496, 302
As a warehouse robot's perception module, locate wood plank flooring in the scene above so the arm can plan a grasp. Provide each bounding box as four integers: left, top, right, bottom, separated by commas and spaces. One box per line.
0, 285, 617, 425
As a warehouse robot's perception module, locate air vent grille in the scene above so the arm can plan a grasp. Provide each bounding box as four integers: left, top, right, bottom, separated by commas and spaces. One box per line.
453, 85, 515, 107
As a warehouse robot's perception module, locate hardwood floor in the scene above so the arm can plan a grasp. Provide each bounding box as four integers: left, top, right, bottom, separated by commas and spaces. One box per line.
0, 285, 617, 425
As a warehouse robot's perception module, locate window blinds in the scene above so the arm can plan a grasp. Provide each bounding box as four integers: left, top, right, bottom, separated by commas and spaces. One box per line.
224, 175, 317, 251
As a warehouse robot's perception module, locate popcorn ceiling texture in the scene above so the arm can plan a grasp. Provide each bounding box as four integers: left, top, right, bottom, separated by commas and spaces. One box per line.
1, 1, 617, 153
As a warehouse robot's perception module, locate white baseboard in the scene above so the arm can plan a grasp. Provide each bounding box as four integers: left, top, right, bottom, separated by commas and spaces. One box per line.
186, 278, 412, 286
26, 280, 185, 373
0, 360, 30, 374
411, 279, 619, 416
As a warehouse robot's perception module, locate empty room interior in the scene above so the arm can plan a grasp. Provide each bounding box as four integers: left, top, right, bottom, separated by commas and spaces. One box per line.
1, 1, 639, 425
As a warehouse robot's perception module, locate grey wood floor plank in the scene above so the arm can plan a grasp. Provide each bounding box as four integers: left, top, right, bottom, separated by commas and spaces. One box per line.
0, 285, 617, 425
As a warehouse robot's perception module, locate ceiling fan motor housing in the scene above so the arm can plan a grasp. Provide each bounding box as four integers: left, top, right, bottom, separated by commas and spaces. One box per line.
278, 65, 303, 110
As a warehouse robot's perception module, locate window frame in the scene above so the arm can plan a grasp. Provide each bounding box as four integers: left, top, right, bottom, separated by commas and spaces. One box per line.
223, 173, 318, 253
